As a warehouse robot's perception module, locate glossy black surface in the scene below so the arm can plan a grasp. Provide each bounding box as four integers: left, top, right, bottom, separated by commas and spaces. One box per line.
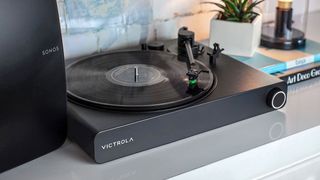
67, 51, 215, 111
261, 26, 306, 50
275, 8, 293, 38
67, 40, 287, 163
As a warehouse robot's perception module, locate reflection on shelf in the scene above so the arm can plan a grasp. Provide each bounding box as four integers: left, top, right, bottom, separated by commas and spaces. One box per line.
74, 111, 286, 180
1, 110, 286, 180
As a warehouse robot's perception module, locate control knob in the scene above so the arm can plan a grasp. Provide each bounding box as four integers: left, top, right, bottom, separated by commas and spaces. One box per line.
267, 88, 287, 110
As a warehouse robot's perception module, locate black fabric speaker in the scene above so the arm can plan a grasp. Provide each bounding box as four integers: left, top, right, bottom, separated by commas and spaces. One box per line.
0, 0, 67, 173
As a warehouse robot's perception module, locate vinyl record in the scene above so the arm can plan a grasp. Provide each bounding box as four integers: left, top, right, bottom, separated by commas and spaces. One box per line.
66, 51, 216, 111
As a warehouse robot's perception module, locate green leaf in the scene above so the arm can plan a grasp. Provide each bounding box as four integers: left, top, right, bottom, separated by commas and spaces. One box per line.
201, 1, 228, 12
205, 0, 264, 22
236, 0, 242, 10
248, 11, 260, 16
221, 0, 240, 16
246, 0, 264, 14
226, 17, 240, 22
242, 13, 252, 20
208, 10, 230, 19
200, 1, 220, 5
240, 0, 249, 11
211, 2, 227, 10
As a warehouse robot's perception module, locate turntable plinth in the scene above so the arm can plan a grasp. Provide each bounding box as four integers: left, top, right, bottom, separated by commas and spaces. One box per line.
67, 39, 287, 164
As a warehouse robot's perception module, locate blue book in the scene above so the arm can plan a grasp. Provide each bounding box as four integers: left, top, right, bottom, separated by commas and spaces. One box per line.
232, 40, 320, 74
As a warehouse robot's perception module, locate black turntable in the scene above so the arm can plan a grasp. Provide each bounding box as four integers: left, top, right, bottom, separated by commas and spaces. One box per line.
67, 27, 287, 163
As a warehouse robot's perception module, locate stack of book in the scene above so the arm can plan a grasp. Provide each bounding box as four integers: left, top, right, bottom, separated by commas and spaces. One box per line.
233, 40, 320, 85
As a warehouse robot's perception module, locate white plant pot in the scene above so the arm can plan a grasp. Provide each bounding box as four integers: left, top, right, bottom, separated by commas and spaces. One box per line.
209, 14, 262, 57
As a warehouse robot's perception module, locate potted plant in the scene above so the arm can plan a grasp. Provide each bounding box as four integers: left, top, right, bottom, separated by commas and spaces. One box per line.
204, 0, 264, 57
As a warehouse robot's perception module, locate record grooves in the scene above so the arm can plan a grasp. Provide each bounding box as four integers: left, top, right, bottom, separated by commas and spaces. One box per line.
66, 51, 217, 111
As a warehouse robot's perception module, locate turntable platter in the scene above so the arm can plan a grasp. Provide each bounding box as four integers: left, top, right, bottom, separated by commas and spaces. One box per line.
66, 51, 216, 111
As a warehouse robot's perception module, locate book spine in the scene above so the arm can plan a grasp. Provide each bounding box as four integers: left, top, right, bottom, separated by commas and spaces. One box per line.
261, 54, 320, 74
261, 63, 286, 74
286, 55, 316, 69
280, 66, 320, 85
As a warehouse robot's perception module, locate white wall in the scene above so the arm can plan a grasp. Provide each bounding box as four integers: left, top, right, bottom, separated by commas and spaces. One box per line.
308, 0, 320, 12
58, 0, 320, 59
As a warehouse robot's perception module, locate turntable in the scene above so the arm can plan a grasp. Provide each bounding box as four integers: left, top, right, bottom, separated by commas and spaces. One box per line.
67, 27, 287, 163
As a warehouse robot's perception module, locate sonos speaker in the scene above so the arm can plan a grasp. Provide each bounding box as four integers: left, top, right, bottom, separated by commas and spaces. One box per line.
0, 0, 67, 173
